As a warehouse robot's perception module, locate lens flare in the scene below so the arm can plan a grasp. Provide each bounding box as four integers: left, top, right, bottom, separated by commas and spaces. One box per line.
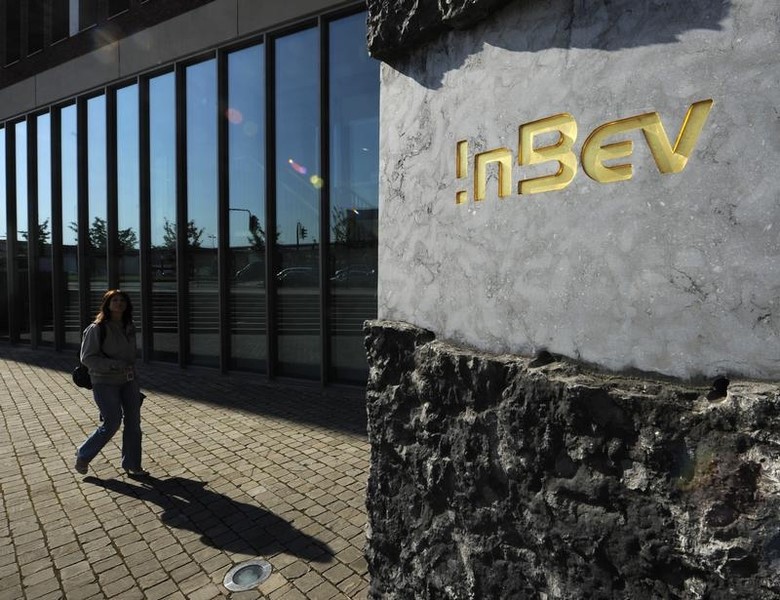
226, 108, 243, 124
288, 159, 307, 175
310, 175, 324, 189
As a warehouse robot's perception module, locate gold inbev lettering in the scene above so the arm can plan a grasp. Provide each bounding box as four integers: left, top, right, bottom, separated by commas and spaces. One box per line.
581, 113, 655, 183
641, 99, 714, 173
581, 100, 714, 183
454, 99, 714, 203
474, 147, 512, 201
456, 140, 468, 204
518, 113, 578, 195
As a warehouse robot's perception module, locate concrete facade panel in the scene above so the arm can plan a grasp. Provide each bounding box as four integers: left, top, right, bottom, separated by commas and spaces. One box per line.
35, 43, 120, 107
119, 0, 238, 77
0, 79, 36, 121
237, 0, 350, 35
377, 0, 780, 380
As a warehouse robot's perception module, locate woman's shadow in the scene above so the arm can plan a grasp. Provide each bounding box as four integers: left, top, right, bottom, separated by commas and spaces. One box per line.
84, 474, 333, 562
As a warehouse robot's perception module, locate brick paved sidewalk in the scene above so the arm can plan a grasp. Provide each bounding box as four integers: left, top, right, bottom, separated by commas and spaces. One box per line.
0, 345, 370, 600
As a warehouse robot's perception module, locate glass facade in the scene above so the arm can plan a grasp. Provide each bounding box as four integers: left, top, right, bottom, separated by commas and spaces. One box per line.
37, 113, 54, 346
61, 104, 80, 347
87, 95, 108, 314
15, 121, 31, 343
328, 13, 380, 384
186, 59, 219, 368
275, 27, 321, 379
228, 43, 266, 372
116, 84, 141, 345
0, 9, 378, 386
148, 71, 177, 362
0, 127, 6, 340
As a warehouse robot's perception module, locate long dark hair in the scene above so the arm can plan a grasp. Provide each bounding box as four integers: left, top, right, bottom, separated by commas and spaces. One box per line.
94, 289, 134, 328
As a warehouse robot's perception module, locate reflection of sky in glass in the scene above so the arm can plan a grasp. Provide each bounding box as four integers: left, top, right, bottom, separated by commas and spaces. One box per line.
329, 13, 380, 228
228, 44, 265, 248
149, 73, 175, 247
186, 59, 217, 246
15, 121, 28, 240
87, 95, 107, 225
276, 28, 319, 245
0, 128, 5, 239
61, 105, 78, 245
37, 114, 52, 236
117, 85, 140, 244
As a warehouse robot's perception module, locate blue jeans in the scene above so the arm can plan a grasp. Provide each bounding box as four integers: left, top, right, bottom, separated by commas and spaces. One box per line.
78, 380, 143, 470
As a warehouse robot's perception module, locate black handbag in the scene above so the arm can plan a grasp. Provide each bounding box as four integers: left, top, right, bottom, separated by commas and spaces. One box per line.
74, 321, 107, 390
72, 364, 93, 389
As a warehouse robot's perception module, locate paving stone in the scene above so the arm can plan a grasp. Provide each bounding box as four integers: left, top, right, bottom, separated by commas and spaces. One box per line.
336, 574, 366, 597
0, 347, 370, 599
306, 580, 341, 600
185, 582, 224, 600
272, 586, 308, 600
22, 576, 61, 599
322, 563, 354, 586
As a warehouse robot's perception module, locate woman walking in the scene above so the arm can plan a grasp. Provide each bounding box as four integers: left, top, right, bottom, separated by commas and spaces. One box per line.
75, 289, 148, 476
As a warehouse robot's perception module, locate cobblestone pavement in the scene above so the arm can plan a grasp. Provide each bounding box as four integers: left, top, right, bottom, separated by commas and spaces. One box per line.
0, 345, 370, 600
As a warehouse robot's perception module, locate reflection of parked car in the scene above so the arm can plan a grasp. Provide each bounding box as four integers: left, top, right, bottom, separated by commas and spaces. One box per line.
276, 266, 317, 287
330, 264, 377, 287
233, 262, 265, 285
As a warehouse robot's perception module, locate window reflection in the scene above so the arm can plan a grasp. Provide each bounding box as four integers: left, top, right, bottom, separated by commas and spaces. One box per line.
61, 105, 80, 346
328, 13, 379, 383
228, 44, 266, 371
186, 59, 218, 367
0, 128, 7, 340
0, 9, 379, 385
275, 27, 321, 379
87, 95, 108, 314
16, 121, 31, 342
149, 72, 177, 361
37, 114, 54, 345
117, 84, 141, 348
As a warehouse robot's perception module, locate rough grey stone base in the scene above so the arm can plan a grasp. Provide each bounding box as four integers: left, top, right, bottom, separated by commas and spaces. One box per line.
366, 0, 514, 60
364, 320, 780, 599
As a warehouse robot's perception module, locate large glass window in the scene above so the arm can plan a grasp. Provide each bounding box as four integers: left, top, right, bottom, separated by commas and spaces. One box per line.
149, 72, 177, 361
61, 105, 80, 346
185, 59, 218, 367
0, 128, 7, 340
275, 28, 321, 379
37, 114, 54, 345
116, 84, 141, 344
0, 9, 379, 386
228, 43, 266, 372
328, 13, 380, 383
87, 95, 108, 314
15, 121, 31, 343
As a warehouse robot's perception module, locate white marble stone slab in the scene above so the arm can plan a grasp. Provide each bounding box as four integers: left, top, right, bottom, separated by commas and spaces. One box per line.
378, 0, 780, 380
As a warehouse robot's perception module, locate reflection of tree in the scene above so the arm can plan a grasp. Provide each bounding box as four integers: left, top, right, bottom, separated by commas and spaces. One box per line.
163, 217, 204, 248
21, 219, 51, 254
331, 207, 349, 244
247, 214, 279, 251
248, 214, 266, 251
118, 228, 138, 253
68, 217, 138, 252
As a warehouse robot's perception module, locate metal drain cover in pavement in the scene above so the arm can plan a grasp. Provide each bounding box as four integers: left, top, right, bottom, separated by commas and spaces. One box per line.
223, 558, 272, 591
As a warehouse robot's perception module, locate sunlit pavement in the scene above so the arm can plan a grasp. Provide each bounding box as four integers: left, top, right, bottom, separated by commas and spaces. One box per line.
0, 345, 370, 600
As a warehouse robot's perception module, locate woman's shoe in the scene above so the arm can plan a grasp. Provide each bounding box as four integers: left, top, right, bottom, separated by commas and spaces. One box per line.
74, 454, 89, 475
124, 468, 150, 477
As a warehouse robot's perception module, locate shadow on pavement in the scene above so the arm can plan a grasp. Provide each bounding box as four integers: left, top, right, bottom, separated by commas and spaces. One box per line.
0, 345, 367, 437
84, 474, 333, 562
